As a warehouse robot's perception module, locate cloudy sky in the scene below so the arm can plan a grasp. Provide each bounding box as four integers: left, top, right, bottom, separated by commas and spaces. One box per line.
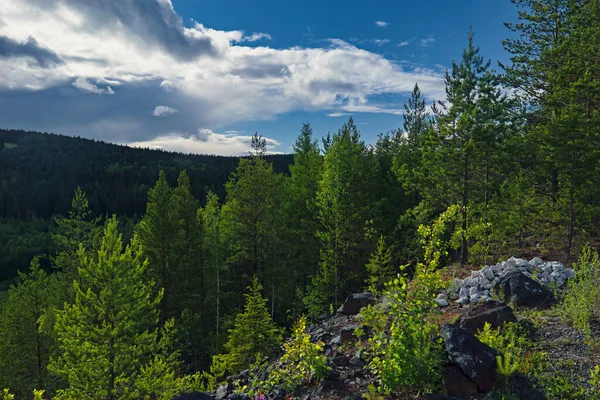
0, 0, 517, 155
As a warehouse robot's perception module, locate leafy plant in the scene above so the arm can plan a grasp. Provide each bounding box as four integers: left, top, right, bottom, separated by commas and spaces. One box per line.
364, 263, 444, 395
0, 389, 14, 400
559, 246, 600, 336
263, 316, 330, 392
362, 384, 385, 400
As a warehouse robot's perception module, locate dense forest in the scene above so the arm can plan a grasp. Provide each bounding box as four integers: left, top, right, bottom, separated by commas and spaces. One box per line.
0, 130, 292, 280
1, 0, 599, 398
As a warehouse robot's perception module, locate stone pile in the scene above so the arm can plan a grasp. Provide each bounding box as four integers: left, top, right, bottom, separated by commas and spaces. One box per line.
437, 256, 575, 307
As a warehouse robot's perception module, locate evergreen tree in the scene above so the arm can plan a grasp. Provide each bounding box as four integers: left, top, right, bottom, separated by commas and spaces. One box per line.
136, 171, 179, 325
0, 258, 60, 397
211, 277, 281, 376
286, 123, 323, 290
49, 216, 164, 398
365, 235, 395, 295
422, 28, 512, 264
311, 117, 378, 312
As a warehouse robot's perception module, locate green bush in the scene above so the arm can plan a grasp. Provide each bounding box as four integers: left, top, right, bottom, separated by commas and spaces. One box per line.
262, 316, 329, 392
559, 246, 600, 336
363, 263, 444, 394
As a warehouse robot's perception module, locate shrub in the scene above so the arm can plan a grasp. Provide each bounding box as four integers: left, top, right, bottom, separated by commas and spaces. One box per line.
559, 246, 600, 336
263, 316, 329, 392
363, 263, 444, 395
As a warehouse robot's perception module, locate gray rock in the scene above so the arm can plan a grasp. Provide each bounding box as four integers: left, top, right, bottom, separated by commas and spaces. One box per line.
459, 287, 470, 298
493, 271, 554, 307
215, 384, 231, 400
483, 268, 495, 281
516, 258, 528, 267
436, 298, 449, 307
469, 286, 479, 296
349, 356, 365, 368
471, 270, 481, 279
437, 293, 448, 300
550, 270, 562, 278
529, 257, 544, 267
457, 296, 470, 305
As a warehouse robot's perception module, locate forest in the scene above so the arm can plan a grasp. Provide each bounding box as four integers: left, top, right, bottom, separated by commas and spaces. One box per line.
0, 0, 599, 398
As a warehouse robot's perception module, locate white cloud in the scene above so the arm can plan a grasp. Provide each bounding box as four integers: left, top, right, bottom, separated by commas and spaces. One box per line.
126, 129, 281, 156
0, 0, 446, 151
72, 77, 114, 94
326, 112, 350, 117
152, 105, 178, 117
373, 39, 390, 46
240, 32, 272, 42
398, 41, 409, 47
420, 35, 435, 47
375, 21, 389, 27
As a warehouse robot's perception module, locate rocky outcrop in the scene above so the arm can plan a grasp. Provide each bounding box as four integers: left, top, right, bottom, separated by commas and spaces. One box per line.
455, 301, 516, 334
493, 271, 554, 307
442, 257, 573, 306
441, 324, 498, 392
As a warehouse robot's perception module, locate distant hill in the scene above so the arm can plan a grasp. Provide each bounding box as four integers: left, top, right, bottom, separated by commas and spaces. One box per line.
0, 129, 293, 280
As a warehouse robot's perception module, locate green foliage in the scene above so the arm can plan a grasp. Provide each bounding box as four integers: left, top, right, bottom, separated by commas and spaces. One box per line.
362, 384, 385, 400
365, 235, 396, 295
559, 246, 600, 336
212, 277, 281, 378
49, 216, 169, 399
0, 389, 14, 400
364, 263, 444, 394
0, 258, 60, 397
417, 204, 462, 268
263, 316, 329, 392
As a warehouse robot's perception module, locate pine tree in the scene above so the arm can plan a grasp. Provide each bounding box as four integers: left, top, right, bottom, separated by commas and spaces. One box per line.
365, 235, 395, 295
286, 123, 323, 291
314, 117, 378, 309
136, 171, 178, 325
49, 216, 164, 398
0, 258, 59, 397
211, 277, 281, 376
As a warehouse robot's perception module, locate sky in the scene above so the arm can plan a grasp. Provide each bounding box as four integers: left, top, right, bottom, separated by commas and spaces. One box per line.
0, 0, 519, 156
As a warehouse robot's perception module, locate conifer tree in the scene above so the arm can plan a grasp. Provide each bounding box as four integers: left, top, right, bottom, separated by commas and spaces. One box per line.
365, 235, 395, 295
136, 171, 178, 325
211, 277, 281, 376
0, 258, 59, 397
49, 216, 164, 398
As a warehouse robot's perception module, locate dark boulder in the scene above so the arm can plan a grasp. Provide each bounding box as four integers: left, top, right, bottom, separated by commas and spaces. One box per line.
493, 271, 554, 307
338, 293, 375, 315
332, 354, 349, 366
341, 324, 359, 344
443, 364, 478, 396
441, 324, 497, 392
456, 301, 516, 335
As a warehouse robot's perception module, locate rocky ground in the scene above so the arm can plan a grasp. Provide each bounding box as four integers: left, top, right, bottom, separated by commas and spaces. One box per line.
177, 257, 600, 400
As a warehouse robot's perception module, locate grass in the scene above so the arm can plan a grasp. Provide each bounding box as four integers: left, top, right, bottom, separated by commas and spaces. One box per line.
3, 142, 17, 149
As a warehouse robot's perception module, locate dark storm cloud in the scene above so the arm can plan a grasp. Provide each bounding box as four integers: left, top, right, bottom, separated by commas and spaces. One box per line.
0, 36, 64, 68
25, 0, 217, 60
0, 80, 203, 143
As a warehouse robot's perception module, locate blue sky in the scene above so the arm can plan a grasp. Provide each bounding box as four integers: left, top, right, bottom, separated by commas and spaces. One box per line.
0, 0, 518, 155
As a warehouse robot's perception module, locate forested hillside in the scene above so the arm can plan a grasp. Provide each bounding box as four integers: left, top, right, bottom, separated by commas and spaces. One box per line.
0, 130, 292, 279
1, 0, 599, 399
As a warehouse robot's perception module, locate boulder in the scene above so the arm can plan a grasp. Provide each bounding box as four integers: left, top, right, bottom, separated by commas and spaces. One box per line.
332, 354, 349, 366
215, 383, 231, 400
441, 324, 497, 392
341, 325, 359, 344
493, 271, 554, 307
443, 364, 479, 396
455, 301, 516, 335
338, 293, 375, 315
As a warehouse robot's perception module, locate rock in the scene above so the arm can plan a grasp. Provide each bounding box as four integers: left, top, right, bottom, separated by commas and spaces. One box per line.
332, 354, 349, 366
338, 293, 375, 315
470, 293, 482, 303
437, 293, 447, 300
436, 298, 449, 307
443, 364, 479, 396
174, 393, 216, 400
493, 271, 554, 307
230, 395, 249, 400
349, 355, 365, 368
457, 296, 470, 305
459, 287, 470, 298
550, 270, 562, 278
471, 270, 480, 279
215, 383, 231, 400
529, 257, 544, 267
456, 301, 516, 335
442, 324, 497, 392
515, 258, 528, 267
340, 325, 359, 344
483, 267, 495, 281
469, 286, 479, 296
565, 268, 575, 279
